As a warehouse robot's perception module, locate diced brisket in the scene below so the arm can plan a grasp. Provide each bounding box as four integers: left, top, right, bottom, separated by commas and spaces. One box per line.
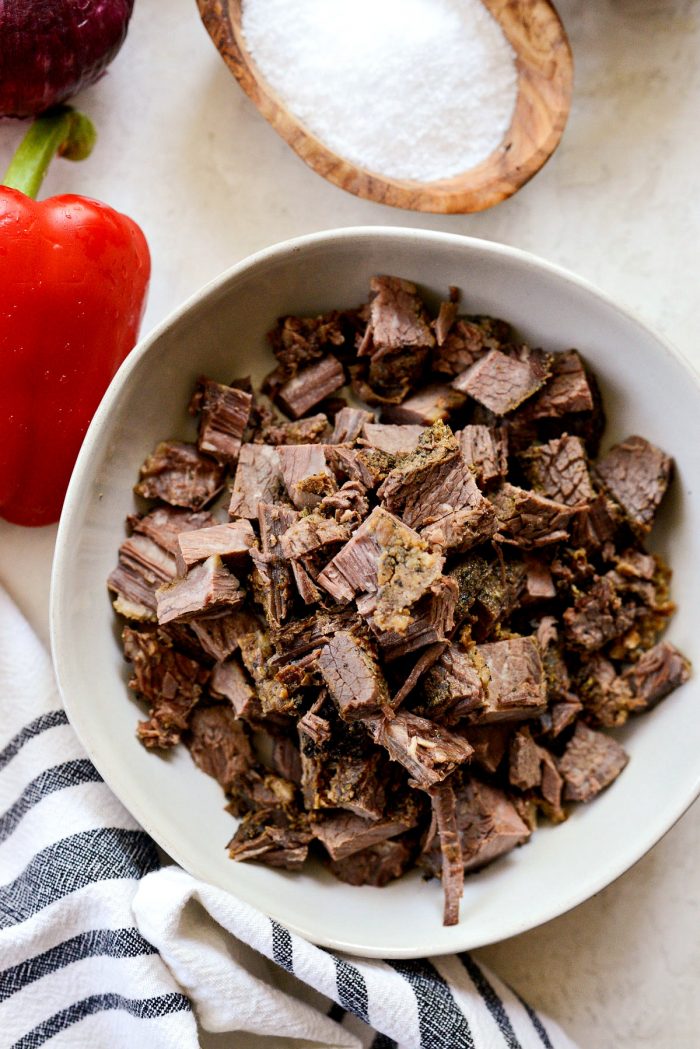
209, 658, 261, 719
571, 492, 621, 551
492, 483, 577, 548
108, 534, 177, 621
129, 506, 215, 555
328, 836, 414, 887
329, 406, 375, 444
432, 315, 513, 377
422, 779, 531, 876
429, 781, 464, 925
508, 726, 542, 790
259, 411, 330, 446
277, 444, 335, 510
622, 641, 690, 711
276, 355, 345, 419
452, 346, 552, 415
187, 705, 254, 793
576, 653, 635, 728
228, 807, 312, 869
189, 608, 258, 662
267, 311, 347, 379
317, 630, 389, 719
457, 724, 510, 773
362, 422, 425, 456
312, 800, 419, 861
122, 625, 209, 748
421, 643, 487, 723
366, 275, 435, 359
521, 433, 595, 506
368, 711, 473, 789
474, 637, 547, 722
527, 349, 596, 419
369, 578, 457, 661
458, 425, 508, 486
189, 376, 252, 464
135, 441, 225, 509
434, 299, 458, 347
563, 572, 636, 652
558, 722, 628, 802
324, 752, 387, 820
522, 555, 556, 603
381, 384, 466, 426
228, 444, 284, 519
392, 643, 447, 706
175, 519, 255, 575
156, 556, 244, 625
594, 435, 672, 535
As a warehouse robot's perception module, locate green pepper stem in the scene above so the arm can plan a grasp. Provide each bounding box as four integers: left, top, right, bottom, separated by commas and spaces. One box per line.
2, 106, 96, 200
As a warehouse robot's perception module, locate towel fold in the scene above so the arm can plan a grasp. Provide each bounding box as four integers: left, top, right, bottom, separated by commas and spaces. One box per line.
0, 586, 577, 1048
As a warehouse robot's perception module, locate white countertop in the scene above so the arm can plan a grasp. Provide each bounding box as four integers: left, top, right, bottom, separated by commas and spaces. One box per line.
1, 0, 699, 1045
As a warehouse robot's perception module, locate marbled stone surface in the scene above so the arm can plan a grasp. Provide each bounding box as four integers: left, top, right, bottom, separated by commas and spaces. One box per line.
1, 0, 699, 1045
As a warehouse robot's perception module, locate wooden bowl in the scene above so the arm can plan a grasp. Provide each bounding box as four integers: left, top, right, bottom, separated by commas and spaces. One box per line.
197, 0, 573, 214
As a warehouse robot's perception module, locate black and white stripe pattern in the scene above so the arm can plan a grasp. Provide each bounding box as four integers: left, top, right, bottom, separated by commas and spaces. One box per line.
0, 587, 577, 1049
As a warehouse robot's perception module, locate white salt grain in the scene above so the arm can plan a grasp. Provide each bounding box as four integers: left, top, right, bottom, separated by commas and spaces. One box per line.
241, 0, 518, 183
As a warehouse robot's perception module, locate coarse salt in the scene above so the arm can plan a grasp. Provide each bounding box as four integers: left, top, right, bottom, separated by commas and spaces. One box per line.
241, 0, 518, 183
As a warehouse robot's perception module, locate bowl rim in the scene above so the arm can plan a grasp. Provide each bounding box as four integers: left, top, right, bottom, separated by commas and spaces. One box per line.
50, 226, 700, 956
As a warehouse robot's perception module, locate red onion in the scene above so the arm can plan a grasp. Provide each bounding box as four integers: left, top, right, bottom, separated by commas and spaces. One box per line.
0, 0, 135, 118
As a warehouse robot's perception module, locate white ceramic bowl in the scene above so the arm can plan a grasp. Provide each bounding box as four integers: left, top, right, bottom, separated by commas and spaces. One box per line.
51, 227, 700, 958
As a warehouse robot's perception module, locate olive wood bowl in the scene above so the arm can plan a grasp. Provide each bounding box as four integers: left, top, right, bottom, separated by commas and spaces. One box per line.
196, 0, 573, 214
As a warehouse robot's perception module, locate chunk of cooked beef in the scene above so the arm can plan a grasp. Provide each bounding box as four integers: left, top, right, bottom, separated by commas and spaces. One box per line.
312, 799, 419, 860
392, 642, 447, 706
622, 641, 690, 711
277, 444, 335, 510
368, 711, 473, 789
452, 345, 552, 415
276, 355, 345, 419
381, 384, 466, 426
350, 345, 429, 405
174, 520, 255, 575
415, 458, 496, 553
457, 724, 510, 774
156, 556, 244, 625
527, 349, 596, 419
267, 311, 347, 379
228, 444, 284, 519
522, 556, 556, 603
558, 722, 628, 802
429, 781, 464, 926
491, 483, 577, 549
209, 658, 261, 719
129, 506, 215, 555
189, 607, 258, 663
563, 572, 636, 652
576, 653, 635, 728
362, 422, 424, 455
548, 697, 583, 737
594, 435, 672, 535
368, 578, 457, 661
324, 752, 387, 820
317, 630, 390, 719
108, 533, 177, 621
238, 621, 297, 717
449, 554, 526, 638
432, 315, 512, 377
329, 406, 375, 443
474, 637, 547, 722
328, 836, 414, 887
259, 411, 330, 446
135, 441, 225, 509
536, 616, 572, 703
315, 479, 369, 527
434, 299, 458, 347
270, 735, 303, 785
420, 643, 487, 722
250, 503, 298, 628
458, 425, 508, 486
187, 705, 254, 792
422, 779, 531, 876
228, 807, 312, 869
378, 420, 458, 512
189, 376, 252, 464
521, 433, 595, 506
508, 726, 542, 790
317, 506, 443, 616
123, 625, 209, 748
366, 275, 435, 359
571, 492, 621, 551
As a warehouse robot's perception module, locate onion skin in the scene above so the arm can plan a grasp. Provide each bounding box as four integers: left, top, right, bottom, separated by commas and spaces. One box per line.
0, 0, 135, 118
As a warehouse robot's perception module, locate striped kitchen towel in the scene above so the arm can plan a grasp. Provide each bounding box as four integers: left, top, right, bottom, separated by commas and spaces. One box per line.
0, 585, 578, 1049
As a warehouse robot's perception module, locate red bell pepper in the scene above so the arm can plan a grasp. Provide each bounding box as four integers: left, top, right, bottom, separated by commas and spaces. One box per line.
0, 106, 150, 527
